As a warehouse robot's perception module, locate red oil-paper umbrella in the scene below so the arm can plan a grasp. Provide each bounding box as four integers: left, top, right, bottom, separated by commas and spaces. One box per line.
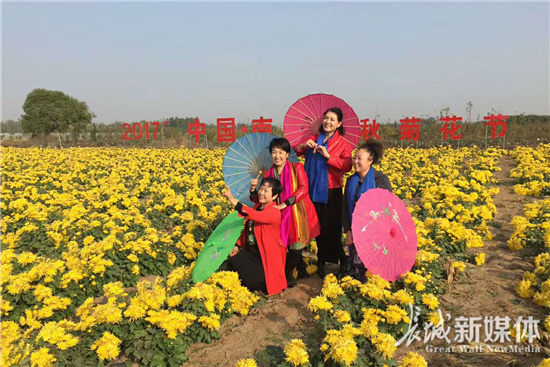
351, 188, 418, 281
283, 93, 361, 149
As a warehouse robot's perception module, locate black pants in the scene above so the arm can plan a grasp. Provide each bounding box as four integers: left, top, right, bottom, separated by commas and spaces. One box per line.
314, 188, 346, 264
228, 250, 266, 293
285, 249, 303, 280
347, 245, 367, 282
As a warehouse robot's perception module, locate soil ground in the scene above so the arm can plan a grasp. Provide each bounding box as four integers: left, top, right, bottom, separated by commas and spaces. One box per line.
185, 155, 549, 367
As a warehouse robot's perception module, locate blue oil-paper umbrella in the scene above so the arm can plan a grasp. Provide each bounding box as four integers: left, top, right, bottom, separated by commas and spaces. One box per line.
222, 133, 298, 206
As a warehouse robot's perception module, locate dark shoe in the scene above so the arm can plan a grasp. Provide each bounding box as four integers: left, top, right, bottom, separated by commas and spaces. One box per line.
287, 280, 297, 289
297, 268, 309, 279
317, 260, 326, 279
297, 260, 308, 279
338, 255, 349, 278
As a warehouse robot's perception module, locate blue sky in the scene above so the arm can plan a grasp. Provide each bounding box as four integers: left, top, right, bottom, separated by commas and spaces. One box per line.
2, 2, 549, 126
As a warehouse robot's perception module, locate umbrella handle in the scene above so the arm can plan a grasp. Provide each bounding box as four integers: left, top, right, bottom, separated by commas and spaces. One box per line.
255, 171, 263, 180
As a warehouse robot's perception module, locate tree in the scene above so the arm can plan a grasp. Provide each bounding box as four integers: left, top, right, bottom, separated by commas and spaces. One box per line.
21, 89, 95, 136
439, 106, 451, 119
466, 101, 473, 123
0, 119, 22, 134
91, 124, 98, 141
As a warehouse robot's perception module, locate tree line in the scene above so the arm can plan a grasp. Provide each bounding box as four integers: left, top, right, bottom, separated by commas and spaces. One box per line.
2, 88, 549, 148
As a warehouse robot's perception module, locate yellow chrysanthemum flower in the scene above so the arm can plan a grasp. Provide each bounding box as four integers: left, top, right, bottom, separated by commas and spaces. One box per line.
475, 253, 486, 266
284, 339, 309, 366
235, 358, 258, 367
30, 347, 57, 367
90, 332, 121, 361
401, 351, 428, 367
421, 294, 439, 310
372, 333, 397, 360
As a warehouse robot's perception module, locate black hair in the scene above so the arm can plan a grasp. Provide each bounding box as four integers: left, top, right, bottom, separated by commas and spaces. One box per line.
318, 107, 345, 136
268, 138, 291, 154
357, 138, 384, 165
260, 177, 283, 198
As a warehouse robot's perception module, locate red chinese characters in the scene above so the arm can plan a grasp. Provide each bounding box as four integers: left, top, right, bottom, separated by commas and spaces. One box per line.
188, 118, 206, 143
183, 111, 512, 145
439, 115, 463, 140
252, 116, 272, 133
484, 114, 508, 139
216, 118, 236, 142
360, 119, 381, 140
399, 117, 421, 141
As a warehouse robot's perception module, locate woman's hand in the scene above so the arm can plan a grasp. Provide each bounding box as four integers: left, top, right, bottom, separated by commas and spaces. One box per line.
223, 185, 238, 206
223, 185, 234, 200
305, 139, 316, 149
229, 245, 239, 257
298, 139, 316, 151
250, 178, 259, 192
315, 145, 330, 159
345, 230, 353, 246
274, 203, 287, 210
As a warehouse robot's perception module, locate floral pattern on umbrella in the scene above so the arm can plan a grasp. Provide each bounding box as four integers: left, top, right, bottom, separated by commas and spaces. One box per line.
351, 188, 418, 281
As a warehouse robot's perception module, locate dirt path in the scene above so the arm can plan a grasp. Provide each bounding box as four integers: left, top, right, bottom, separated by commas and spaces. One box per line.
416, 154, 548, 366
186, 155, 548, 367
185, 277, 323, 367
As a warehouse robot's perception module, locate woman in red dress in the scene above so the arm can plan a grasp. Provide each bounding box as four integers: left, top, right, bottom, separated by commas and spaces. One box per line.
249, 138, 320, 285
224, 178, 287, 295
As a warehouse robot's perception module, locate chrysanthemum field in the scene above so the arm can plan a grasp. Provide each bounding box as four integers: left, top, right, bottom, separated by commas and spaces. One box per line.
1, 144, 549, 367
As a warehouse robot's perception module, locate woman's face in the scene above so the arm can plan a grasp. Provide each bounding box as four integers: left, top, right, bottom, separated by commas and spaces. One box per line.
322, 111, 342, 135
353, 148, 373, 176
258, 182, 278, 204
271, 147, 289, 168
